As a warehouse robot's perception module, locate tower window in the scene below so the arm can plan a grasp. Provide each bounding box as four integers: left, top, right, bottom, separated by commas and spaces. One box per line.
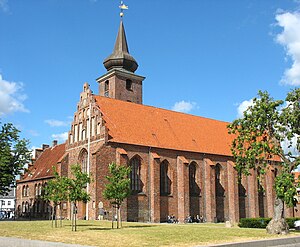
126, 79, 132, 91
104, 80, 109, 97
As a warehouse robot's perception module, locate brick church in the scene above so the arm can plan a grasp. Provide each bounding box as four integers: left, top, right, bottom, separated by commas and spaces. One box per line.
16, 19, 294, 223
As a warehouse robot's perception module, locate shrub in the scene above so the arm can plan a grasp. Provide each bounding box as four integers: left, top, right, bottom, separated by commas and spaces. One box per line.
239, 217, 300, 229
238, 218, 271, 228
286, 217, 300, 229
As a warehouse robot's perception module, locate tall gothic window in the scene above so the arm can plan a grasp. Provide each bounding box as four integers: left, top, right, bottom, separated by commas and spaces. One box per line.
26, 185, 29, 197
274, 168, 278, 178
160, 160, 171, 195
25, 202, 29, 213
130, 156, 142, 193
189, 162, 200, 196
215, 164, 224, 196
22, 202, 25, 213
38, 184, 42, 196
22, 186, 26, 197
79, 149, 88, 173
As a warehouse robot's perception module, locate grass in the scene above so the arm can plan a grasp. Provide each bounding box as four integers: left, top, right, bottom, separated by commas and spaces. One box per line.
1, 220, 300, 247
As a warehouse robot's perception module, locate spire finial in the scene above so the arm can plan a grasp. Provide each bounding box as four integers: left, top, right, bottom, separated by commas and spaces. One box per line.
119, 1, 128, 18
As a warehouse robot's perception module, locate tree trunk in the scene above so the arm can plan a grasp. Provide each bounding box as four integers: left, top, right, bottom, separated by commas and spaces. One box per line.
74, 202, 77, 232
116, 206, 119, 229
71, 202, 74, 232
266, 198, 289, 234
51, 205, 54, 228
69, 202, 72, 223
60, 203, 62, 228
55, 205, 57, 228
111, 205, 114, 229
119, 205, 122, 228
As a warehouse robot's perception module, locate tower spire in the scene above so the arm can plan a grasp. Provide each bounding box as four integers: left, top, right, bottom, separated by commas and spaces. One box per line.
103, 4, 138, 73
97, 1, 145, 105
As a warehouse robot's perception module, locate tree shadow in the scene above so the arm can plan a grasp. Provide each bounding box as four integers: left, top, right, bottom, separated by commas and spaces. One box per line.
124, 225, 156, 228
88, 225, 156, 231
88, 227, 113, 231
80, 224, 97, 226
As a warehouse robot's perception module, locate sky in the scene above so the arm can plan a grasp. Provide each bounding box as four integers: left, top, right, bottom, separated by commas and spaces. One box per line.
0, 0, 300, 150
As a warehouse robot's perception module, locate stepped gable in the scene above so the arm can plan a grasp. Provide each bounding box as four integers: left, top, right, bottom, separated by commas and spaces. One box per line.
22, 143, 65, 181
94, 95, 234, 156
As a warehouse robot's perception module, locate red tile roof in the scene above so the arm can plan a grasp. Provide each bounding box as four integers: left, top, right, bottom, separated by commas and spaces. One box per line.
21, 143, 66, 182
94, 96, 234, 156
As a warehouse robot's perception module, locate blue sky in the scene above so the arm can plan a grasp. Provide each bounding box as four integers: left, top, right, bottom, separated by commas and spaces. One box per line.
0, 0, 300, 149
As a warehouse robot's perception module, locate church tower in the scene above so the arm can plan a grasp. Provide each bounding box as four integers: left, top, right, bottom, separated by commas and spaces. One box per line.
97, 20, 145, 104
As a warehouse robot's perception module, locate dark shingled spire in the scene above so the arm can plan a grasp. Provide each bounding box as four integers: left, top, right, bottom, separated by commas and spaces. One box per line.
103, 20, 138, 73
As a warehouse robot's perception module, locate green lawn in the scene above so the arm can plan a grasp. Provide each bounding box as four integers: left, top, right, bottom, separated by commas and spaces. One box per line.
0, 220, 299, 247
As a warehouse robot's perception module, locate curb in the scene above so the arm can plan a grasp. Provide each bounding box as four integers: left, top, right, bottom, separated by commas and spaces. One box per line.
0, 237, 96, 247
195, 235, 300, 247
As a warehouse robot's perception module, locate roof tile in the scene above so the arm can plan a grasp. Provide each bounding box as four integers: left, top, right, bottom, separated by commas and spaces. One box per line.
94, 96, 234, 156
21, 143, 65, 182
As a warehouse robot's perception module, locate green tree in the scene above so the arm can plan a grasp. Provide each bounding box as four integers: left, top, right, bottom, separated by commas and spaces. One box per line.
103, 162, 131, 229
228, 89, 300, 234
43, 168, 69, 228
0, 122, 31, 195
68, 164, 90, 231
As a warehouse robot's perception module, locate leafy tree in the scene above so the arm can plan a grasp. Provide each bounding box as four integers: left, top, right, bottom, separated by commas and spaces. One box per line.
43, 168, 69, 228
0, 122, 31, 195
103, 162, 131, 229
68, 164, 90, 231
228, 89, 300, 234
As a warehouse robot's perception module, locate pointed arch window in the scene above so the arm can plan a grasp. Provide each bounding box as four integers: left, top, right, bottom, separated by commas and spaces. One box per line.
216, 164, 221, 181
38, 184, 42, 196
130, 157, 142, 193
26, 185, 29, 197
22, 185, 26, 197
189, 162, 200, 196
160, 160, 171, 195
79, 149, 88, 173
215, 164, 224, 197
25, 202, 29, 213
35, 184, 38, 196
22, 202, 25, 213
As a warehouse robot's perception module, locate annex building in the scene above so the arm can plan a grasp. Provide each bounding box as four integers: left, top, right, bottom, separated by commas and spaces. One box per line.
16, 20, 295, 223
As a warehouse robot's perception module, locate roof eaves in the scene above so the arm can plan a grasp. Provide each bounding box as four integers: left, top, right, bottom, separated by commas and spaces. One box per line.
107, 140, 233, 158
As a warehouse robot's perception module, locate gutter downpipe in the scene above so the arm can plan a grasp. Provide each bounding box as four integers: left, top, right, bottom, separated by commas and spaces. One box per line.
148, 146, 152, 222
86, 102, 92, 220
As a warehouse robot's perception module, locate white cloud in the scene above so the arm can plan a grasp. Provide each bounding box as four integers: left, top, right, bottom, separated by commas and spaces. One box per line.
171, 100, 197, 113
51, 132, 68, 142
0, 0, 9, 12
276, 11, 300, 86
28, 130, 39, 137
0, 74, 29, 116
237, 99, 254, 118
45, 119, 69, 127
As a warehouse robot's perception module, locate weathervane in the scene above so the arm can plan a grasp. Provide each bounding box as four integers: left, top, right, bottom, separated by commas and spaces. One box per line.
119, 1, 128, 18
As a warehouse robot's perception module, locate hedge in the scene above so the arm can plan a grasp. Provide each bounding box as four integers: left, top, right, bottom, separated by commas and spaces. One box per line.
238, 218, 271, 228
238, 217, 300, 229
